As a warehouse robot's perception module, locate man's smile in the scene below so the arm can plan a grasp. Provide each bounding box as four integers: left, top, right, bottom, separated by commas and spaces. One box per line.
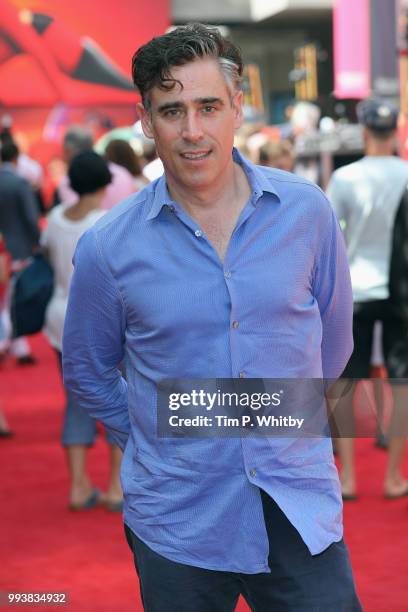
180, 150, 212, 161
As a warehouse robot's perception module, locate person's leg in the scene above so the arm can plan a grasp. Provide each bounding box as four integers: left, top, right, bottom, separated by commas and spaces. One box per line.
384, 383, 408, 497
240, 490, 362, 612
104, 443, 123, 510
382, 312, 408, 497
327, 379, 357, 498
370, 321, 388, 446
384, 436, 408, 497
373, 375, 388, 447
62, 389, 100, 507
55, 350, 100, 508
124, 524, 241, 612
66, 445, 97, 508
4, 273, 34, 363
336, 437, 356, 499
334, 304, 374, 499
333, 377, 379, 498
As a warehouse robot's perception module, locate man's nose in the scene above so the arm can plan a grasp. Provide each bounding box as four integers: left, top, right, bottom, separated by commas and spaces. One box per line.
181, 112, 204, 142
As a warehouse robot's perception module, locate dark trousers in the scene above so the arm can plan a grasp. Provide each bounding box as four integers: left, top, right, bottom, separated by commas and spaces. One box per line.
124, 489, 362, 612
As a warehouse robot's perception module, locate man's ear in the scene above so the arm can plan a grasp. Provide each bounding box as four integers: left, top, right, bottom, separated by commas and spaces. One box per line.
232, 90, 244, 130
137, 102, 154, 139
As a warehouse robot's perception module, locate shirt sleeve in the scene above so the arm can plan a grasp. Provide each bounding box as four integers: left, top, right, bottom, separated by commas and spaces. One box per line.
62, 227, 129, 450
313, 203, 353, 380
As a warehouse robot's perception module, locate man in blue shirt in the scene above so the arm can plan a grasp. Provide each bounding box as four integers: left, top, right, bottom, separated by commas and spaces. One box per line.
63, 23, 361, 611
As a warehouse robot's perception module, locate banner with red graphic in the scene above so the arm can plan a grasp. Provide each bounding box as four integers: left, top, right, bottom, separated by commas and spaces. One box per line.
0, 0, 169, 157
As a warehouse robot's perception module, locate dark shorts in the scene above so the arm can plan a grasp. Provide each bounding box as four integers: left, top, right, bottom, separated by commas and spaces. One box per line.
342, 299, 408, 379
124, 489, 362, 612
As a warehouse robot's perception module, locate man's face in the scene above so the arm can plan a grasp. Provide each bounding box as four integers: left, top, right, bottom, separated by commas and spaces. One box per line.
138, 58, 243, 194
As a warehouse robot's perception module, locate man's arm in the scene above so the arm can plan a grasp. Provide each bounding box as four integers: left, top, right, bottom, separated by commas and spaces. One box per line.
326, 174, 348, 237
313, 205, 353, 380
62, 227, 130, 450
19, 180, 40, 247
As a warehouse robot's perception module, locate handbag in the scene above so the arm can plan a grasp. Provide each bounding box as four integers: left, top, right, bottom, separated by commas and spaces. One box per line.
10, 253, 54, 337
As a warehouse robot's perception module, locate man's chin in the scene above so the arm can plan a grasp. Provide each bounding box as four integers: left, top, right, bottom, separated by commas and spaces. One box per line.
173, 167, 213, 189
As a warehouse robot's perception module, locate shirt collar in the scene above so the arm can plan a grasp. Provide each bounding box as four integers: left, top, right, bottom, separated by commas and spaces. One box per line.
146, 147, 280, 220
146, 175, 174, 220
232, 147, 281, 205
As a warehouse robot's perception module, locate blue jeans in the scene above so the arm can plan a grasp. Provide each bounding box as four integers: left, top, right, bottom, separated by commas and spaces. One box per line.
124, 489, 362, 611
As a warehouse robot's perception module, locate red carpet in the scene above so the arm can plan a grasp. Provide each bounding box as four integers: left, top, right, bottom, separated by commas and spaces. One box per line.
1, 334, 407, 611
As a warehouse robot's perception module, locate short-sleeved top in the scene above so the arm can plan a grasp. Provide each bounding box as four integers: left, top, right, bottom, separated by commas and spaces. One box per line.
327, 156, 408, 302
41, 204, 105, 350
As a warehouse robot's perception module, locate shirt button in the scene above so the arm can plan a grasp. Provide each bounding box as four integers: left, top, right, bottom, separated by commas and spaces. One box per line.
232, 320, 239, 329
195, 229, 203, 237
168, 205, 175, 212
249, 469, 257, 478
239, 371, 245, 378
224, 271, 232, 279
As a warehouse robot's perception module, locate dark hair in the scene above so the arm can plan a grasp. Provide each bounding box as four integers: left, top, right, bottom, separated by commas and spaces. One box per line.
68, 151, 112, 196
63, 126, 93, 158
0, 141, 19, 163
0, 127, 14, 146
105, 139, 142, 177
132, 23, 243, 108
366, 127, 396, 141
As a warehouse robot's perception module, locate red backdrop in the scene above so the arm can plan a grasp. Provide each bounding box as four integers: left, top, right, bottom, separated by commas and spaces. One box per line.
5, 0, 170, 76
0, 0, 170, 159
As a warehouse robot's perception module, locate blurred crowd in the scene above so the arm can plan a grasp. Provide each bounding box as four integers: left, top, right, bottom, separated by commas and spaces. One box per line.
0, 96, 407, 508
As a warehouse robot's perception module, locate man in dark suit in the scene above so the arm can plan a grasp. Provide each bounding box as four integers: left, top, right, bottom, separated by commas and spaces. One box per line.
0, 141, 40, 364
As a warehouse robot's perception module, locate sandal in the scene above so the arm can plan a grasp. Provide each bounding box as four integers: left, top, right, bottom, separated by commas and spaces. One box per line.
69, 488, 101, 511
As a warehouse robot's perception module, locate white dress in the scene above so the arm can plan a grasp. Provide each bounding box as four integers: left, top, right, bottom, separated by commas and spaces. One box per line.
41, 204, 105, 351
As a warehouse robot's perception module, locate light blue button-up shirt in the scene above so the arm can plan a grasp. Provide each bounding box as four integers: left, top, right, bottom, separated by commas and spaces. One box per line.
63, 149, 353, 573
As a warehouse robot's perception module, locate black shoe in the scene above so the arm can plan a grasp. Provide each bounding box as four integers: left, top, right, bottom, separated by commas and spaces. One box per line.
16, 355, 37, 366
375, 433, 388, 449
0, 429, 14, 438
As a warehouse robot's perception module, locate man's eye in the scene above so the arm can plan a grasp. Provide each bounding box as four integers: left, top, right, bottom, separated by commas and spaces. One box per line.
163, 109, 182, 118
202, 106, 216, 113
